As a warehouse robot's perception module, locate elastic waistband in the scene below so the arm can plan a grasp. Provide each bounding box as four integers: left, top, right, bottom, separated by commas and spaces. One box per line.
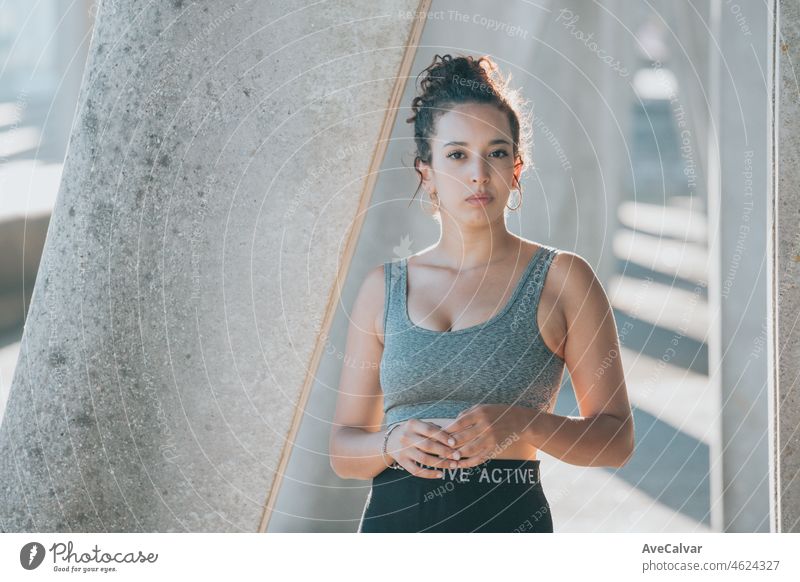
391, 459, 541, 485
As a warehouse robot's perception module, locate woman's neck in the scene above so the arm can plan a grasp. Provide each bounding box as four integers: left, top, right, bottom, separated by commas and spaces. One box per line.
429, 221, 521, 270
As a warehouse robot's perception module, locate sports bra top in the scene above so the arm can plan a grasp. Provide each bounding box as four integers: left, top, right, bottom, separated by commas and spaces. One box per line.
379, 244, 566, 427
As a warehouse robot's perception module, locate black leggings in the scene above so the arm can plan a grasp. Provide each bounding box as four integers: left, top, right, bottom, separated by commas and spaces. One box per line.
358, 459, 553, 533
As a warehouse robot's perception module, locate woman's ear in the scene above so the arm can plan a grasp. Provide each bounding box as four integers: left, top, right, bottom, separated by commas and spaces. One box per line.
512, 155, 524, 190
415, 157, 434, 192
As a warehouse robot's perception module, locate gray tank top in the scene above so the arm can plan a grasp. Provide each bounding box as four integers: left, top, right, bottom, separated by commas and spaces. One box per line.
380, 244, 566, 427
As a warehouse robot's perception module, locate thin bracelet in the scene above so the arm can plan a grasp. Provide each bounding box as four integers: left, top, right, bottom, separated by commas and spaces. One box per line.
381, 421, 404, 469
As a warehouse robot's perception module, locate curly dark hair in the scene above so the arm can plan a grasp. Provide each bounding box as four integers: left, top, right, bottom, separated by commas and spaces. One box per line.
405, 53, 532, 208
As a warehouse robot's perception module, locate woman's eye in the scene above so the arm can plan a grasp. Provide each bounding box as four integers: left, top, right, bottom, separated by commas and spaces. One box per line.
446, 150, 507, 160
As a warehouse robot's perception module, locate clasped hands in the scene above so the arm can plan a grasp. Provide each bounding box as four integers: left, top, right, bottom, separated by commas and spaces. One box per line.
385, 404, 535, 479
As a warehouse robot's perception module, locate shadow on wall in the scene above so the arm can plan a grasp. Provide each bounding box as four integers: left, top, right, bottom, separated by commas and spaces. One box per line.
554, 375, 711, 527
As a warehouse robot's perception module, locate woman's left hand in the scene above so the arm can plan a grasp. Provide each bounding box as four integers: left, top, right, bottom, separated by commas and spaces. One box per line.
440, 404, 536, 469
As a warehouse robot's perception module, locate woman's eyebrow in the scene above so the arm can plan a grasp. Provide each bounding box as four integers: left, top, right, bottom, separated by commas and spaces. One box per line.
441, 138, 511, 148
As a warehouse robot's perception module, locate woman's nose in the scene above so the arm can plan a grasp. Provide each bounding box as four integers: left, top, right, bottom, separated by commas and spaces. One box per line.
471, 157, 490, 183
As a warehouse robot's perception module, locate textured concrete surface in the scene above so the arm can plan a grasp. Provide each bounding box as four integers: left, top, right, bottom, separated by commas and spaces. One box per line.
775, 0, 800, 533
0, 1, 422, 531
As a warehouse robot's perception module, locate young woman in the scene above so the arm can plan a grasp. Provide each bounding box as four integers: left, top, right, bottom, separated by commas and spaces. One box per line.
329, 54, 634, 533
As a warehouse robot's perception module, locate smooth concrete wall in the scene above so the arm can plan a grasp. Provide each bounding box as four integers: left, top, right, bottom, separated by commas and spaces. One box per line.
522, 0, 637, 283
711, 0, 771, 532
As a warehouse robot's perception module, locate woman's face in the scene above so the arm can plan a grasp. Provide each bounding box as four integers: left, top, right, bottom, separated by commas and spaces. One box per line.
418, 102, 522, 226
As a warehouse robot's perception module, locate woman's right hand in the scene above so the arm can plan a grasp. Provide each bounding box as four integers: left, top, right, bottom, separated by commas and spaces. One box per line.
386, 419, 461, 478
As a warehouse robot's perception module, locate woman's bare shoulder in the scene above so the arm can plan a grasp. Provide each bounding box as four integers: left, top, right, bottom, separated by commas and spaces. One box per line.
516, 237, 551, 258
545, 249, 606, 318
352, 262, 391, 340
548, 249, 596, 285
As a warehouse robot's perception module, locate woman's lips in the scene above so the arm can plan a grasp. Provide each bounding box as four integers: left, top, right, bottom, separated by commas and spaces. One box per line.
466, 195, 493, 207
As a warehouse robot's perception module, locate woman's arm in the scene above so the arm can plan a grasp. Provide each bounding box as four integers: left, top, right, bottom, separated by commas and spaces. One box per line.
328, 264, 396, 480
519, 251, 634, 468
329, 264, 460, 480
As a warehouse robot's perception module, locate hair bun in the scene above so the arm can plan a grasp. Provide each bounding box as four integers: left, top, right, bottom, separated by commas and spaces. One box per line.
408, 54, 508, 121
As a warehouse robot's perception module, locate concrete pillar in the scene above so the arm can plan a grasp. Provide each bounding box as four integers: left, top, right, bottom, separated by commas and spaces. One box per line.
652, 0, 712, 186
0, 0, 425, 532
772, 0, 800, 533
707, 0, 771, 532
526, 0, 636, 283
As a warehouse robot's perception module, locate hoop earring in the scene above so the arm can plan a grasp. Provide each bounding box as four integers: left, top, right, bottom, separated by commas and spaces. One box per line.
506, 186, 523, 211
